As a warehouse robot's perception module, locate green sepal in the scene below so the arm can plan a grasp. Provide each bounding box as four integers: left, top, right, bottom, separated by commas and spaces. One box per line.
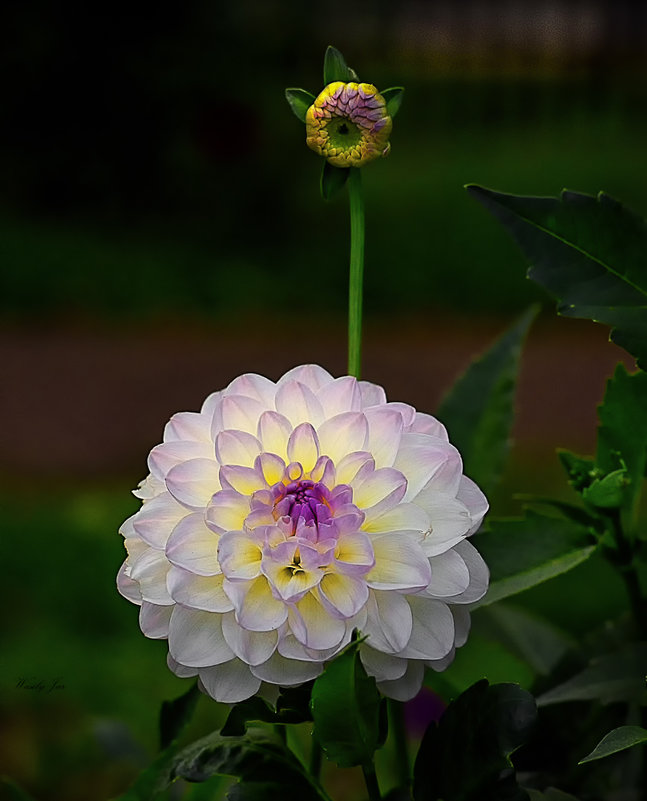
310, 638, 382, 768
466, 185, 647, 369
578, 725, 647, 764
412, 680, 536, 801
437, 306, 538, 497
558, 450, 599, 493
320, 160, 350, 201
285, 88, 316, 123
582, 468, 630, 509
323, 45, 355, 84
159, 681, 201, 750
381, 87, 405, 118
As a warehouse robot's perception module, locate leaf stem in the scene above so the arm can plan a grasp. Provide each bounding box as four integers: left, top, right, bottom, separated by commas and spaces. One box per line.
607, 510, 647, 640
361, 761, 382, 801
388, 699, 410, 789
347, 167, 365, 379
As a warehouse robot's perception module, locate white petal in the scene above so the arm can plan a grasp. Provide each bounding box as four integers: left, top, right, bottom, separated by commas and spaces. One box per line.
165, 513, 220, 576
289, 591, 347, 649
334, 451, 374, 486
199, 659, 262, 703
351, 467, 407, 519
278, 365, 334, 392
317, 412, 368, 464
278, 631, 351, 662
219, 395, 266, 436
167, 566, 233, 612
167, 654, 199, 678
425, 549, 470, 597
132, 474, 165, 500
418, 493, 473, 557
148, 440, 215, 482
394, 433, 463, 501
224, 576, 288, 632
377, 660, 425, 701
456, 475, 489, 534
383, 401, 416, 429
139, 602, 173, 638
215, 430, 262, 467
218, 530, 263, 580
250, 652, 323, 685
409, 412, 448, 439
364, 407, 404, 468
129, 546, 173, 605
225, 373, 277, 406
360, 645, 408, 681
426, 649, 457, 672
257, 411, 293, 461
287, 423, 320, 473
447, 540, 489, 604
451, 605, 471, 647
364, 502, 430, 535
358, 380, 387, 408
399, 596, 455, 660
132, 491, 190, 549
275, 381, 324, 427
164, 411, 213, 443
366, 532, 431, 591
363, 590, 412, 654
168, 605, 234, 667
316, 375, 362, 417
205, 489, 250, 534
222, 612, 279, 665
219, 464, 267, 495
165, 458, 221, 510
117, 561, 142, 604
318, 573, 369, 618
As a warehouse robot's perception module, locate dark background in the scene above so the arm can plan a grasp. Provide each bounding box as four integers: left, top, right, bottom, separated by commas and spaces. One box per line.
1, 2, 645, 798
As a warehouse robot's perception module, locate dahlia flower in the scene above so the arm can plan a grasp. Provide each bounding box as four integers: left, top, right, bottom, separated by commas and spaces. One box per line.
117, 365, 488, 703
305, 82, 392, 167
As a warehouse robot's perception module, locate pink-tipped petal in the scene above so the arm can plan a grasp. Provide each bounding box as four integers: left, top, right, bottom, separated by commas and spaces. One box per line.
357, 380, 387, 408
409, 412, 448, 439
168, 606, 234, 668
317, 412, 368, 463
364, 407, 404, 468
164, 411, 212, 443
278, 365, 334, 392
148, 440, 215, 482
219, 395, 266, 436
139, 602, 173, 639
215, 430, 262, 467
316, 375, 361, 417
199, 659, 262, 703
275, 381, 324, 427
117, 561, 142, 604
225, 373, 277, 406
165, 513, 220, 576
165, 458, 221, 510
287, 423, 320, 473
456, 475, 489, 534
394, 433, 463, 501
167, 567, 233, 612
256, 411, 293, 461
352, 467, 407, 519
132, 492, 190, 549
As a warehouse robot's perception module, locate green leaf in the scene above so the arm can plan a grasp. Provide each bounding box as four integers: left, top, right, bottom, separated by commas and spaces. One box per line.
323, 45, 355, 85
412, 680, 536, 801
578, 724, 647, 764
537, 643, 647, 706
596, 363, 647, 515
466, 185, 647, 369
310, 640, 382, 768
437, 306, 537, 496
480, 604, 575, 676
320, 161, 350, 201
473, 511, 597, 607
285, 88, 315, 123
582, 468, 630, 509
381, 87, 405, 118
172, 728, 328, 801
159, 681, 200, 749
221, 685, 313, 735
558, 450, 598, 493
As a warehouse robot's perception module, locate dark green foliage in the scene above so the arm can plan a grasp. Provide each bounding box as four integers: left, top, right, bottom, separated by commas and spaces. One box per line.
159, 682, 200, 749
320, 161, 350, 201
578, 725, 647, 764
466, 185, 647, 369
437, 306, 537, 496
474, 512, 597, 606
381, 87, 405, 118
285, 88, 316, 123
323, 45, 356, 85
221, 684, 313, 736
413, 680, 536, 801
310, 640, 382, 768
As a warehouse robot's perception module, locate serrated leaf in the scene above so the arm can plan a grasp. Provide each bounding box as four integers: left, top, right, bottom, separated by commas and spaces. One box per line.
466, 185, 647, 369
582, 468, 629, 509
285, 88, 315, 123
310, 640, 381, 768
596, 363, 647, 516
578, 724, 647, 764
320, 160, 350, 201
323, 45, 354, 84
537, 643, 647, 706
473, 512, 597, 607
381, 87, 405, 118
413, 680, 536, 801
159, 681, 200, 749
558, 450, 598, 493
437, 306, 537, 496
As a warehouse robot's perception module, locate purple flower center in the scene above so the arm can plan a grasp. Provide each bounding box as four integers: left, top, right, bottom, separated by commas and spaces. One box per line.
273, 480, 333, 528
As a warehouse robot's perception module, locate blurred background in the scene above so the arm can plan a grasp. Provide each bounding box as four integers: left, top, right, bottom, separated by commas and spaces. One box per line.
2, 1, 645, 797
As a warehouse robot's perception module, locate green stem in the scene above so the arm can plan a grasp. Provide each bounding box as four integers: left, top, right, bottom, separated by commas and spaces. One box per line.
607, 510, 647, 640
361, 761, 382, 801
309, 737, 323, 780
347, 167, 365, 379
388, 699, 410, 789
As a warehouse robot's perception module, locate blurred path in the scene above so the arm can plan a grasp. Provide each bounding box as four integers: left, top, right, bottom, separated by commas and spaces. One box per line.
1, 314, 633, 486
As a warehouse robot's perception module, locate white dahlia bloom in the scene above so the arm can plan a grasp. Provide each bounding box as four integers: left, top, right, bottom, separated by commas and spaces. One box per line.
117, 365, 489, 703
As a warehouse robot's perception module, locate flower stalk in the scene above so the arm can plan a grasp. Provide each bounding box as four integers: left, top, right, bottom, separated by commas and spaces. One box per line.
347, 167, 365, 378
